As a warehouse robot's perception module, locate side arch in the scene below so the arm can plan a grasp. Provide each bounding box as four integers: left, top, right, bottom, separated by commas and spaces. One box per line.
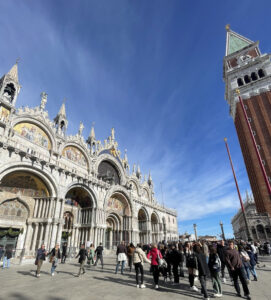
0, 163, 58, 197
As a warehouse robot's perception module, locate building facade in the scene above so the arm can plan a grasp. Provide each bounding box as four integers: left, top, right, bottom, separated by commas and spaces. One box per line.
231, 193, 271, 242
0, 63, 178, 258
223, 26, 271, 217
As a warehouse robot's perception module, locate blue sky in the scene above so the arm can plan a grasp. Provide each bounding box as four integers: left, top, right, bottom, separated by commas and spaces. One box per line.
1, 0, 271, 238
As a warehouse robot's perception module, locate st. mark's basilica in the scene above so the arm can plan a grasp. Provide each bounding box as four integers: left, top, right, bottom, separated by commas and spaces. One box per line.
0, 63, 178, 258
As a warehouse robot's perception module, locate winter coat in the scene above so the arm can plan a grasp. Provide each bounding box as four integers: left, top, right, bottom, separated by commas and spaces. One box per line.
36, 248, 46, 261
50, 248, 61, 259
133, 247, 151, 265
169, 248, 182, 266
95, 246, 103, 256
147, 248, 162, 266
217, 244, 226, 263
247, 251, 256, 267
195, 252, 209, 276
76, 249, 88, 263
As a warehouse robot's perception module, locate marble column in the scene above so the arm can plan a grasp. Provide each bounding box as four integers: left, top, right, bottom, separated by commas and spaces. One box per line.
23, 221, 33, 255
39, 223, 45, 246
50, 222, 58, 249
34, 200, 39, 218
31, 223, 39, 251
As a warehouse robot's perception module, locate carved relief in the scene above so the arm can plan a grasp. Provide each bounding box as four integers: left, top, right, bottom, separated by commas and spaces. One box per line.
0, 199, 28, 219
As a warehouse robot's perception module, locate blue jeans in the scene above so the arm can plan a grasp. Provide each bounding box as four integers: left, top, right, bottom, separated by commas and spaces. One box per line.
244, 264, 257, 279
51, 259, 58, 274
3, 257, 10, 269
115, 260, 125, 274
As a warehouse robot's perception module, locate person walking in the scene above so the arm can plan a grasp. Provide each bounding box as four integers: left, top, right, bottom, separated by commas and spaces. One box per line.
35, 244, 47, 277
127, 243, 135, 272
133, 243, 151, 288
115, 241, 127, 274
193, 244, 210, 300
0, 246, 4, 262
147, 243, 163, 289
2, 246, 12, 269
225, 241, 251, 300
87, 244, 95, 268
208, 246, 222, 298
246, 246, 258, 281
61, 242, 67, 263
76, 244, 88, 276
49, 244, 61, 276
94, 243, 104, 268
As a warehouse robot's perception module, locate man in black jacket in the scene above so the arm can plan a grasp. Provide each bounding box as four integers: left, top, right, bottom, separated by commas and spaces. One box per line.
94, 243, 104, 268
61, 242, 67, 263
217, 240, 227, 282
76, 244, 88, 276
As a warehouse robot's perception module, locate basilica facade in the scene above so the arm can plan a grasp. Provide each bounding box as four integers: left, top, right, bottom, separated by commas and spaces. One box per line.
0, 63, 178, 258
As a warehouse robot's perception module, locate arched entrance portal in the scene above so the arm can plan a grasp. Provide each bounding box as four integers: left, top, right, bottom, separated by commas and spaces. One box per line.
105, 192, 131, 249
151, 213, 159, 244
65, 187, 94, 249
0, 171, 51, 256
138, 209, 148, 244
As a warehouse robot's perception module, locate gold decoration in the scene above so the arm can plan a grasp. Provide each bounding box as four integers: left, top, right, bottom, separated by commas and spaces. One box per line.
110, 147, 117, 157
236, 89, 240, 94
62, 146, 88, 167
225, 24, 230, 31
13, 122, 51, 150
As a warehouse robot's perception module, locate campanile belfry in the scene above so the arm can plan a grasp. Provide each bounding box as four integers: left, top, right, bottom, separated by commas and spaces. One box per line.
223, 26, 271, 216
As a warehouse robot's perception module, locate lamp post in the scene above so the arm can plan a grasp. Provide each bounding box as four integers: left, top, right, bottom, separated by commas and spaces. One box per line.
224, 138, 252, 241
220, 221, 226, 241
193, 224, 198, 241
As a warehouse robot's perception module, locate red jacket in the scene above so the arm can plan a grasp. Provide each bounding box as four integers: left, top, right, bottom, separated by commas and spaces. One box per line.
147, 248, 162, 266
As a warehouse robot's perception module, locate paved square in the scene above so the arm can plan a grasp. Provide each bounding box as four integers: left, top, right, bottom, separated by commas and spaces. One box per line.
1, 256, 271, 300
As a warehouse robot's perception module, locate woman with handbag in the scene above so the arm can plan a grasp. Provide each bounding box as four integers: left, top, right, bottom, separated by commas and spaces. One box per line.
208, 246, 222, 297
147, 243, 163, 289
133, 243, 151, 288
49, 244, 61, 276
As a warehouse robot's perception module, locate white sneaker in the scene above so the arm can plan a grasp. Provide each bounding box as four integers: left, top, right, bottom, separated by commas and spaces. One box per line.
141, 284, 146, 288
222, 277, 226, 283
155, 285, 159, 289
214, 294, 222, 298
203, 298, 210, 300
190, 286, 199, 292
194, 276, 199, 282
136, 284, 140, 288
51, 273, 54, 276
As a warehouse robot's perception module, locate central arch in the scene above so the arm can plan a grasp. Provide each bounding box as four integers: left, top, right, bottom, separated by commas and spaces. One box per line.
64, 186, 95, 248
105, 191, 132, 249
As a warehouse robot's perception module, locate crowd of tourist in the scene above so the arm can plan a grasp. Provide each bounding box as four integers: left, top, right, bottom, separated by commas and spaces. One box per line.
0, 239, 271, 299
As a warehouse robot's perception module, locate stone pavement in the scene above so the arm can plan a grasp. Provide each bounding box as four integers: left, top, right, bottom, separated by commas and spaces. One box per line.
1, 256, 271, 300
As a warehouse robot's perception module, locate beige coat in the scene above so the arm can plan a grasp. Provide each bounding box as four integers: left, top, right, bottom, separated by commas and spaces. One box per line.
133, 247, 151, 265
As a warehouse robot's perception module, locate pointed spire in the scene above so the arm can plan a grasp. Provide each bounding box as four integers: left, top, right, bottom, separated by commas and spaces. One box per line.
225, 25, 254, 56
136, 165, 141, 179
132, 164, 136, 174
6, 60, 19, 83
58, 101, 66, 117
90, 125, 95, 140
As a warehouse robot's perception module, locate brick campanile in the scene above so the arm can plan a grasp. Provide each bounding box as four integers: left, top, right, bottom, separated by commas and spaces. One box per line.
223, 26, 271, 216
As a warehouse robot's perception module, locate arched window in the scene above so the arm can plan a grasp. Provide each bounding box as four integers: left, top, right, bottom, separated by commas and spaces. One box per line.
244, 75, 251, 84
258, 69, 265, 78
237, 78, 244, 86
98, 161, 120, 185
251, 72, 258, 81
3, 83, 16, 102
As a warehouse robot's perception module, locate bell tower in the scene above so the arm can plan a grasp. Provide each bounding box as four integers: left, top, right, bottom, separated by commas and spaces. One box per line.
0, 62, 21, 124
223, 25, 271, 216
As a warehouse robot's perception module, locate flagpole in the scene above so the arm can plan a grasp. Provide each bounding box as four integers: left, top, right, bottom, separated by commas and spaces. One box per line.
236, 89, 271, 195
224, 138, 252, 241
